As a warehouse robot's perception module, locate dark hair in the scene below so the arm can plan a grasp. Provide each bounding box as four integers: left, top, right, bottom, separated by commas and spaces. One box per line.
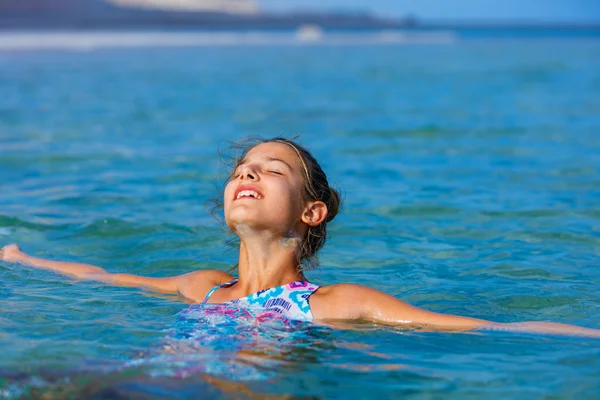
208, 137, 341, 270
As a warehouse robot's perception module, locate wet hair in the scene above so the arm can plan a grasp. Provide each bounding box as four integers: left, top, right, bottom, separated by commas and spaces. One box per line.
208, 137, 341, 270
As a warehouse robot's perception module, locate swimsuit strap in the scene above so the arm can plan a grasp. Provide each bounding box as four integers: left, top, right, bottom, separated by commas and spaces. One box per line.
202, 279, 238, 304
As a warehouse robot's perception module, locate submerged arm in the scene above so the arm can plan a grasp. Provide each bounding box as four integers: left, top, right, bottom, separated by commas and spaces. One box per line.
334, 284, 600, 337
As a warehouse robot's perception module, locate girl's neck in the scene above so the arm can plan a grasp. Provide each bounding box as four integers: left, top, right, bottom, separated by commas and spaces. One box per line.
235, 233, 304, 294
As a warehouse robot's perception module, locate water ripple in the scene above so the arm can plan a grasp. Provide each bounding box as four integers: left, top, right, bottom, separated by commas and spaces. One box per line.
1, 40, 600, 398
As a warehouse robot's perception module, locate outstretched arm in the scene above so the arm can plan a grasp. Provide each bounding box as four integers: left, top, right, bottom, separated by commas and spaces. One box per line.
0, 244, 228, 299
323, 284, 600, 338
2, 244, 108, 278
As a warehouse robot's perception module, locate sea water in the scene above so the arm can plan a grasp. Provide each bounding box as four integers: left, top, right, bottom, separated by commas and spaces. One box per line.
0, 31, 600, 398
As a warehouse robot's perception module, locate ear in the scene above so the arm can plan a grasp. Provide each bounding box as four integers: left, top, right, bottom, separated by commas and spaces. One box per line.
301, 200, 328, 227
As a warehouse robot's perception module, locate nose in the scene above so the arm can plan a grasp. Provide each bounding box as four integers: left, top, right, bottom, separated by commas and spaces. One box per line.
238, 163, 258, 181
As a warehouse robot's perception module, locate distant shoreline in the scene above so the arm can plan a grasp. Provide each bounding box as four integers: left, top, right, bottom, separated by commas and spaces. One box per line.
1, 0, 598, 31
1, 22, 600, 32
0, 29, 598, 52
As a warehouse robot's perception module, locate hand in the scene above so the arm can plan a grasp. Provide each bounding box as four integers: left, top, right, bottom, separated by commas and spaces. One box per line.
0, 244, 25, 263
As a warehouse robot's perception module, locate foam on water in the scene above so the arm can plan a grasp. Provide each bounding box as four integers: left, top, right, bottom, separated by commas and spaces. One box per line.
0, 31, 458, 51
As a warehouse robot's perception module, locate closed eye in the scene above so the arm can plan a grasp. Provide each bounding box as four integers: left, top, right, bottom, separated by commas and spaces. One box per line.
268, 170, 283, 175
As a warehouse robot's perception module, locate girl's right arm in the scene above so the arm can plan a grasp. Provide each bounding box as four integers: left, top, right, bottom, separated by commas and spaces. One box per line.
0, 244, 229, 299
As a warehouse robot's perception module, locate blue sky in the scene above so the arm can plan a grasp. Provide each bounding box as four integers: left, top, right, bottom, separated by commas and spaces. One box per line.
261, 0, 600, 23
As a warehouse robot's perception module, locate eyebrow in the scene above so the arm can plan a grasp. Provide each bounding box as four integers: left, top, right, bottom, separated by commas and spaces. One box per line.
237, 156, 294, 171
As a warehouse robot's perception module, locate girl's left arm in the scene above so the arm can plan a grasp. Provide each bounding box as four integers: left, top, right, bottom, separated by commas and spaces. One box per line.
330, 284, 600, 337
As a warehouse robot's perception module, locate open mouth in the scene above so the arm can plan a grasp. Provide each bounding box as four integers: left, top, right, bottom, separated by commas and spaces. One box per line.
236, 190, 262, 200
234, 186, 263, 200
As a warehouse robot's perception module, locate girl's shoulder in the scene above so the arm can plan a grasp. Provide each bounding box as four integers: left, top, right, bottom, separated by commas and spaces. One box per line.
310, 283, 373, 320
177, 269, 235, 303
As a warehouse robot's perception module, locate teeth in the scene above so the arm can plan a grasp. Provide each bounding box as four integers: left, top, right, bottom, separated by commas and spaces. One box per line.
236, 190, 262, 199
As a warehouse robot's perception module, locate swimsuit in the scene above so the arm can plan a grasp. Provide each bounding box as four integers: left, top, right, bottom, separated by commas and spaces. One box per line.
158, 280, 324, 381
202, 279, 320, 322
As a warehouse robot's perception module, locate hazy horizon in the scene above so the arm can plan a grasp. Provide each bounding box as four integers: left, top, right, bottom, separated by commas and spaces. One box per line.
260, 0, 600, 24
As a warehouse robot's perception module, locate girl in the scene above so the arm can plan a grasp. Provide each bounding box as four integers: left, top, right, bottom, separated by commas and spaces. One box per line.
1, 137, 599, 337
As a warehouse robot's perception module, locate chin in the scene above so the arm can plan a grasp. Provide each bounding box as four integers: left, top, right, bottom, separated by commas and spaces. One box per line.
226, 209, 260, 232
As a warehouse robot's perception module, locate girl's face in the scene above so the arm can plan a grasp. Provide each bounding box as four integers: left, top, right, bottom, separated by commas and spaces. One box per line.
223, 142, 308, 238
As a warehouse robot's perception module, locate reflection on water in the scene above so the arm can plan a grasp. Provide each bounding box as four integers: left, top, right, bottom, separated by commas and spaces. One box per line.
0, 315, 340, 399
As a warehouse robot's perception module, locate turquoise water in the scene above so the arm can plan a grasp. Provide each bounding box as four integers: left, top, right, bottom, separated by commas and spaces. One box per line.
1, 36, 600, 398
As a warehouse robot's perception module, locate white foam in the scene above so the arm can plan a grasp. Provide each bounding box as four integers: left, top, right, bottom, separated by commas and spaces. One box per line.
0, 30, 458, 51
